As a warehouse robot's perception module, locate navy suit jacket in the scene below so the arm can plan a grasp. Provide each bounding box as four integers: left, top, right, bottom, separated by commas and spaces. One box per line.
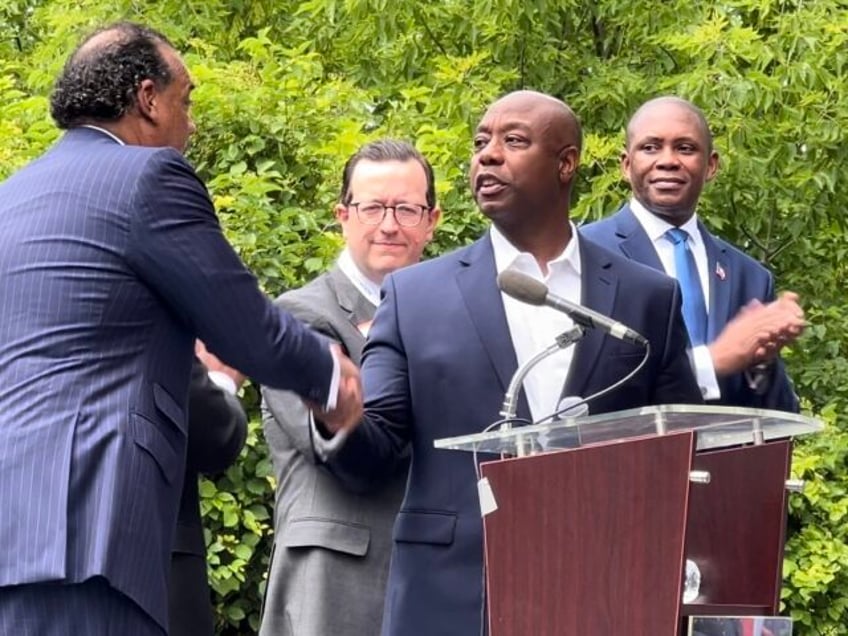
0, 128, 333, 629
581, 204, 798, 412
325, 232, 702, 636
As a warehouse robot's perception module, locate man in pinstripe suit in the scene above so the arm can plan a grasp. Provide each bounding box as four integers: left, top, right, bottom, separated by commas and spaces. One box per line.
0, 22, 362, 635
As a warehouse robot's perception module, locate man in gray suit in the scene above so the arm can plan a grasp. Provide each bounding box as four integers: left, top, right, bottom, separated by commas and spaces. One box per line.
260, 140, 440, 635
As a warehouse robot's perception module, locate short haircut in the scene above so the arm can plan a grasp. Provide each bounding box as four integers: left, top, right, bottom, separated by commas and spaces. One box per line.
50, 22, 174, 129
625, 96, 714, 153
339, 139, 436, 208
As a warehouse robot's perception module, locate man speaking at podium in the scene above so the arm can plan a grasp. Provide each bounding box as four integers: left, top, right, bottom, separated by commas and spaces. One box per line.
315, 91, 703, 636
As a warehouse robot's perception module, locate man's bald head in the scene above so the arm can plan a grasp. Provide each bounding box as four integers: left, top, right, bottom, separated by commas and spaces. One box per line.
50, 22, 174, 129
626, 96, 713, 153
486, 90, 583, 154
470, 89, 582, 236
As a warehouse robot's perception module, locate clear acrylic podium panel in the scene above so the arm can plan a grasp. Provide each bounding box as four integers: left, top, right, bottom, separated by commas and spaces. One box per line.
434, 404, 823, 456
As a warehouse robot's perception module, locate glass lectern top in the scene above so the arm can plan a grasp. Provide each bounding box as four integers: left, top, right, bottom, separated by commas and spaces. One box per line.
433, 404, 822, 456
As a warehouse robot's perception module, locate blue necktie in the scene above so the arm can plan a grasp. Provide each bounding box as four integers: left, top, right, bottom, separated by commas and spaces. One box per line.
665, 228, 708, 346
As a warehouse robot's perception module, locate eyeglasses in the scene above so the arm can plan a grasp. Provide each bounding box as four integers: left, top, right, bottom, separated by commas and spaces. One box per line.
348, 201, 430, 227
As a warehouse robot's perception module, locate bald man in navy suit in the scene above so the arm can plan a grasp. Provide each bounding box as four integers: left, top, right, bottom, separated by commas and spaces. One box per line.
313, 91, 703, 636
582, 96, 804, 412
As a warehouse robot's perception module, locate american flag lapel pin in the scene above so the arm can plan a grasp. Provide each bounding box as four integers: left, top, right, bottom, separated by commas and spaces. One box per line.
715, 262, 726, 281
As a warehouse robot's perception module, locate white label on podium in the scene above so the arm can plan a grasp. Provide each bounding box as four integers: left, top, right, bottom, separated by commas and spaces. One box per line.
478, 477, 498, 516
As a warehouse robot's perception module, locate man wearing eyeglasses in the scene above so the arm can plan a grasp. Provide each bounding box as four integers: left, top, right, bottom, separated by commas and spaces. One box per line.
259, 139, 440, 636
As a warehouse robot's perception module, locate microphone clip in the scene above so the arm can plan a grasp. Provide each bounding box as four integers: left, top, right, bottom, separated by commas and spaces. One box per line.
554, 325, 586, 349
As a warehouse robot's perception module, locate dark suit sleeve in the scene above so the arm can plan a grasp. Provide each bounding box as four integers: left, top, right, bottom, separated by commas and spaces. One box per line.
124, 150, 333, 405
261, 297, 344, 464
322, 277, 411, 493
655, 280, 705, 404
186, 359, 247, 475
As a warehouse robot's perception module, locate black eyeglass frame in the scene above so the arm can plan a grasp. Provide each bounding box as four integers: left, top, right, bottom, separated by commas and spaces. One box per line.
347, 201, 432, 227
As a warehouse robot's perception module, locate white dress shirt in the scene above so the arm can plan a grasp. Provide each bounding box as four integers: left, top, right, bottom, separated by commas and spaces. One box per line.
629, 198, 720, 399
491, 223, 582, 422
337, 248, 381, 308
208, 371, 238, 395
81, 124, 124, 145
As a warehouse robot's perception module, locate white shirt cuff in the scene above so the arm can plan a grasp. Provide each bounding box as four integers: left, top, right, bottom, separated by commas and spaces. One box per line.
207, 370, 238, 396
324, 345, 341, 411
692, 344, 721, 401
309, 410, 350, 461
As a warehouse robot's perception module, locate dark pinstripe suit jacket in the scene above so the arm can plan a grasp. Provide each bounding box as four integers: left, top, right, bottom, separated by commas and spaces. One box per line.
0, 127, 333, 630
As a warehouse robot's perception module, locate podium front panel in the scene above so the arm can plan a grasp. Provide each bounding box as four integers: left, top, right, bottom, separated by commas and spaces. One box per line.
481, 431, 695, 636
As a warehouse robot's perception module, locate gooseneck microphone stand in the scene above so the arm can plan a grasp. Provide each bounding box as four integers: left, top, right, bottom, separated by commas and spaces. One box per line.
498, 325, 586, 428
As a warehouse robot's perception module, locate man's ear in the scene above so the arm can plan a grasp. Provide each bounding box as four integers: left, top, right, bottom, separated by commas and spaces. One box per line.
705, 151, 720, 183
558, 145, 579, 183
424, 206, 442, 242
335, 203, 351, 237
136, 79, 158, 123
620, 150, 632, 183
335, 203, 349, 223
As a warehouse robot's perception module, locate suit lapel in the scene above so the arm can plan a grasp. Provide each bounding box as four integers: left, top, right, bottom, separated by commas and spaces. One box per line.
323, 266, 376, 364
327, 265, 376, 327
698, 222, 730, 342
612, 204, 664, 270
563, 237, 618, 399
455, 236, 529, 420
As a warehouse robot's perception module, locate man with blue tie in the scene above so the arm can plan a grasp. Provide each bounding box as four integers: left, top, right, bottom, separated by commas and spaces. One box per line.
582, 96, 805, 411
0, 22, 362, 635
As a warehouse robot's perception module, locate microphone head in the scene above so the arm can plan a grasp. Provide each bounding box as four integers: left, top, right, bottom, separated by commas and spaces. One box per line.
497, 270, 548, 306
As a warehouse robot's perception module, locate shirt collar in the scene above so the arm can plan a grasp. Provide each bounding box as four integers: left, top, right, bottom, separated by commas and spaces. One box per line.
336, 248, 381, 307
629, 197, 702, 246
79, 125, 125, 146
490, 221, 581, 277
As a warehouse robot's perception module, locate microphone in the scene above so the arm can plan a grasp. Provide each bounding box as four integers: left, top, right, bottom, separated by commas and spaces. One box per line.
497, 270, 648, 347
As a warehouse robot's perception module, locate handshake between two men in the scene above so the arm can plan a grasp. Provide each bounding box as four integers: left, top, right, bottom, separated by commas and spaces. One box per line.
321, 288, 807, 434
312, 343, 365, 434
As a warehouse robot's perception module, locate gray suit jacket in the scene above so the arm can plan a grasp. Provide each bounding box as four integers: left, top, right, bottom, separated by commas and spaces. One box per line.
260, 266, 408, 636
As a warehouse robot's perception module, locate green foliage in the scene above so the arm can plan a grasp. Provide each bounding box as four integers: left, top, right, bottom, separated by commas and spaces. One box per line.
2, 0, 848, 633
201, 388, 273, 634
0, 59, 55, 179
783, 404, 848, 634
